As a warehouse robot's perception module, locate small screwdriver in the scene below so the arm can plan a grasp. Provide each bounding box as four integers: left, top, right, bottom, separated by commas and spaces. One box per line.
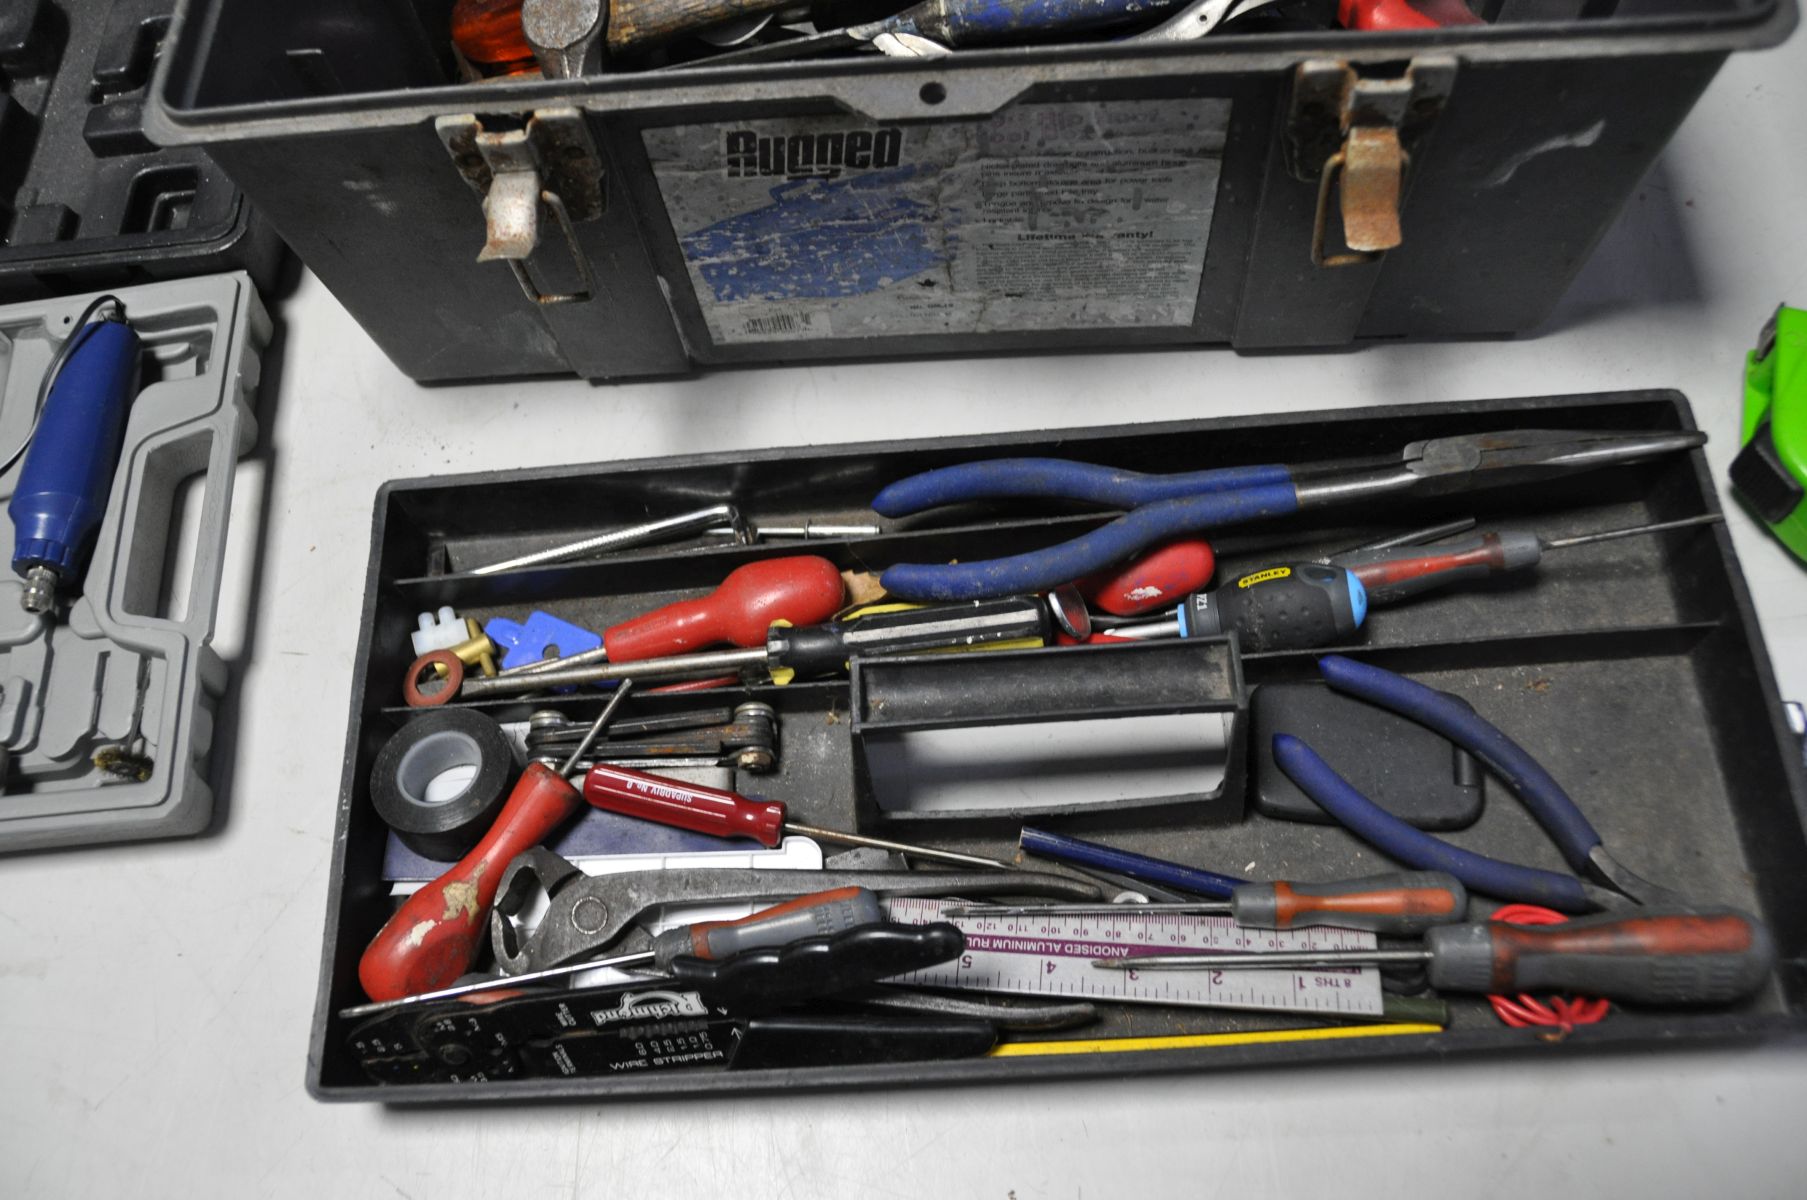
1103, 562, 1368, 653
947, 871, 1468, 936
1095, 908, 1776, 1007
342, 885, 884, 1018
584, 763, 1021, 871
503, 555, 846, 674
1329, 514, 1725, 604
358, 682, 634, 1002
450, 594, 1055, 701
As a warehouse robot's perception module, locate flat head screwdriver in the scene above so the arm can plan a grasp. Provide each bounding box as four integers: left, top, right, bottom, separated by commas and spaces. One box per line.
1093, 908, 1776, 1007
948, 871, 1468, 936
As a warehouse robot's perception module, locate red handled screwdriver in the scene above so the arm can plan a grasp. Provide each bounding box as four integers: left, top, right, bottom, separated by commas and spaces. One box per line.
1331, 515, 1724, 605
1096, 908, 1776, 1007
504, 555, 846, 674
1078, 539, 1216, 617
358, 683, 635, 1002
583, 763, 1021, 871
343, 885, 883, 1018
946, 871, 1468, 936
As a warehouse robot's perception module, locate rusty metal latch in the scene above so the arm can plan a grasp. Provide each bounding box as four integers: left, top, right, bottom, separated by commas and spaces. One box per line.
1286, 58, 1455, 268
437, 108, 605, 306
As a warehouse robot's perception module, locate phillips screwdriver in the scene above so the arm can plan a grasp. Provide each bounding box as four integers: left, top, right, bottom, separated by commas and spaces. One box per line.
342, 885, 885, 1018
947, 871, 1469, 936
501, 555, 845, 674
1094, 908, 1777, 1007
1096, 562, 1369, 653
584, 763, 1022, 871
444, 594, 1056, 702
358, 683, 635, 1002
1330, 514, 1726, 604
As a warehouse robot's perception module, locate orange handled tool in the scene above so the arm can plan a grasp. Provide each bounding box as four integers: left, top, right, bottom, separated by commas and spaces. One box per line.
1098, 908, 1776, 1007
357, 684, 634, 1002
502, 556, 846, 681
605, 556, 845, 661
1077, 539, 1216, 616
451, 0, 539, 75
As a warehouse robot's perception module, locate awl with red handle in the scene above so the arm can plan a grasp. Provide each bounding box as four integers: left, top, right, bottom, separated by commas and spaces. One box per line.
357, 684, 635, 1002
584, 763, 1023, 871
947, 871, 1469, 937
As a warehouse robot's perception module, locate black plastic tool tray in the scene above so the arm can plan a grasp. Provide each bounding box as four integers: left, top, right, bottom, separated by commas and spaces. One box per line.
312, 389, 1807, 1101
0, 0, 283, 301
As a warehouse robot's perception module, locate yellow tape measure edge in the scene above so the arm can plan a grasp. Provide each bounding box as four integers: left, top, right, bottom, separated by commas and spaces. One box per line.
989, 1022, 1442, 1058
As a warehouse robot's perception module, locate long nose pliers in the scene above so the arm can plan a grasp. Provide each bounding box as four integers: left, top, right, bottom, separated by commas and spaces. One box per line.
871, 427, 1706, 602
1273, 655, 1679, 913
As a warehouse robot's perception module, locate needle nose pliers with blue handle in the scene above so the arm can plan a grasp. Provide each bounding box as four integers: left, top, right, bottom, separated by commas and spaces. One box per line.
871, 427, 1707, 602
1273, 655, 1679, 913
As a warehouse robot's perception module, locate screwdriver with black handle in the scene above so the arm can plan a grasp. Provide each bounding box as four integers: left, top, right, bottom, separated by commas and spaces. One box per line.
342, 885, 888, 1018
1110, 515, 1724, 653
1094, 908, 1776, 1007
451, 594, 1055, 700
947, 871, 1468, 937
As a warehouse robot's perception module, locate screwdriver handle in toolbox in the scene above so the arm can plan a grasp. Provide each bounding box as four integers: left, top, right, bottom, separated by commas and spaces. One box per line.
1178, 563, 1368, 652
666, 922, 967, 1008
1332, 532, 1543, 605
1233, 871, 1467, 935
585, 761, 786, 845
765, 595, 1052, 683
1426, 908, 1776, 1006
1078, 539, 1216, 617
649, 886, 885, 967
358, 762, 582, 1002
605, 556, 845, 662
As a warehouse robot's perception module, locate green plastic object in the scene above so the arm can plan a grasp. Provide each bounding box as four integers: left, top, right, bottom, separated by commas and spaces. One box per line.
1732, 305, 1807, 562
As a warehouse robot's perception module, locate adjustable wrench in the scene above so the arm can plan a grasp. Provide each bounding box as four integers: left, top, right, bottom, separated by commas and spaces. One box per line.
490, 847, 1103, 973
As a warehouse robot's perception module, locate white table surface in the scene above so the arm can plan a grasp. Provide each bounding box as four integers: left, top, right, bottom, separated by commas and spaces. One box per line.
6, 29, 1807, 1200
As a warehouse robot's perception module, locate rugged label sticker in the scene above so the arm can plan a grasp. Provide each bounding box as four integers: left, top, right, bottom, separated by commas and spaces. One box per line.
642, 99, 1230, 345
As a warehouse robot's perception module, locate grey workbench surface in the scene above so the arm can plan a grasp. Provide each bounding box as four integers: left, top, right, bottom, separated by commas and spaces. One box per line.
5, 34, 1807, 1200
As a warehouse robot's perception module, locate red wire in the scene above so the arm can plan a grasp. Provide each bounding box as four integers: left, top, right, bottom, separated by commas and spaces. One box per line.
1486, 904, 1612, 1033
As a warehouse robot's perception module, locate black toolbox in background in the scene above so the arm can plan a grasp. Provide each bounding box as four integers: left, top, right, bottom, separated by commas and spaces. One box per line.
0, 1, 282, 301
313, 390, 1807, 1102
145, 0, 1793, 383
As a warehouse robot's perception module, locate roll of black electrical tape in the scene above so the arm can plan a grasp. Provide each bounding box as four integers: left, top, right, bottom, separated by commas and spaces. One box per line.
369, 708, 514, 861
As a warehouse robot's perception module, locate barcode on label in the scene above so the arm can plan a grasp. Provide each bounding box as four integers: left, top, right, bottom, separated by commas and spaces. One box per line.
741, 311, 822, 338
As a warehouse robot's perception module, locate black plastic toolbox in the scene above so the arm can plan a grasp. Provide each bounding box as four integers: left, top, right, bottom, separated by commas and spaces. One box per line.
144, 0, 1793, 383
0, 1, 282, 302
312, 389, 1807, 1101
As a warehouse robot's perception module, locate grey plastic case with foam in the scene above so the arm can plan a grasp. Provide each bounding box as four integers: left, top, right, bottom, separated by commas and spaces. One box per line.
0, 272, 267, 851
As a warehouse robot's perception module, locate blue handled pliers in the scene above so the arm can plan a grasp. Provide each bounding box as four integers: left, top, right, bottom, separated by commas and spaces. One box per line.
872, 427, 1706, 602
1272, 655, 1678, 913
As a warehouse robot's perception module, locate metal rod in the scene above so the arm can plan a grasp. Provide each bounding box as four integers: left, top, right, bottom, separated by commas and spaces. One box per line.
782, 822, 1019, 872
338, 948, 658, 1020
555, 681, 635, 776
1542, 513, 1724, 551
460, 646, 769, 700
1093, 949, 1432, 971
469, 505, 743, 575
503, 644, 609, 677
945, 902, 1232, 917
1338, 517, 1478, 557
706, 522, 881, 539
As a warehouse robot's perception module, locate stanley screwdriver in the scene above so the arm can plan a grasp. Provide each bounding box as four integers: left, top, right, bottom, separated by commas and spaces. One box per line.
948, 871, 1468, 936
1095, 908, 1776, 1007
444, 594, 1056, 702
584, 763, 1021, 871
342, 885, 885, 1018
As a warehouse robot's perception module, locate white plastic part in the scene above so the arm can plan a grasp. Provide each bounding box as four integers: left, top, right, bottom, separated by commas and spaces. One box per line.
410, 606, 464, 656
